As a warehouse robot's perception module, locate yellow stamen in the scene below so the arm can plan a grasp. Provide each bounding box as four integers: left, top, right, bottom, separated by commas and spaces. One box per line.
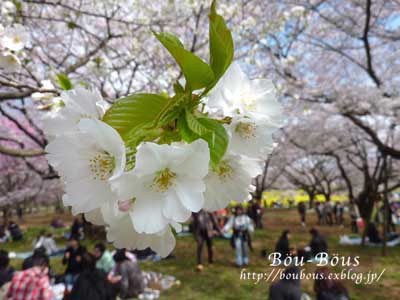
89, 151, 115, 180
152, 168, 176, 192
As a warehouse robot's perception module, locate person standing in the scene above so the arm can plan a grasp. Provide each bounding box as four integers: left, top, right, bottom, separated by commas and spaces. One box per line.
192, 210, 221, 271
297, 202, 306, 226
223, 205, 254, 267
324, 201, 334, 226
250, 199, 264, 229
349, 205, 358, 233
316, 202, 326, 225
336, 203, 344, 226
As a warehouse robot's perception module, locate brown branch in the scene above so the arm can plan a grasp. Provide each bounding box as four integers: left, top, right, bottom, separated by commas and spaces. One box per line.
0, 144, 45, 157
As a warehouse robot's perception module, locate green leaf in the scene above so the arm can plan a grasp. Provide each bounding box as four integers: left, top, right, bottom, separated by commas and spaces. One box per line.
184, 109, 211, 137
56, 73, 73, 90
178, 114, 228, 168
102, 93, 168, 135
208, 0, 234, 87
153, 31, 215, 91
123, 127, 163, 149
177, 113, 198, 143
198, 118, 228, 168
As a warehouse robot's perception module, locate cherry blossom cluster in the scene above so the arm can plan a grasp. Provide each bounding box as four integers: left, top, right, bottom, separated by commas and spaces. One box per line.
43, 2, 283, 256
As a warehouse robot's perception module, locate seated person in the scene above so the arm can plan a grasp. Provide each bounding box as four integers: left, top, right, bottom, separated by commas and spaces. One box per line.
23, 247, 47, 270
62, 236, 87, 285
32, 230, 46, 249
275, 230, 291, 258
269, 266, 302, 300
69, 252, 115, 300
309, 228, 328, 257
296, 244, 312, 262
42, 233, 62, 256
50, 217, 65, 229
0, 250, 14, 288
8, 221, 23, 241
7, 254, 53, 300
0, 225, 9, 243
109, 249, 145, 299
366, 223, 382, 244
70, 217, 84, 240
314, 267, 349, 300
94, 243, 115, 274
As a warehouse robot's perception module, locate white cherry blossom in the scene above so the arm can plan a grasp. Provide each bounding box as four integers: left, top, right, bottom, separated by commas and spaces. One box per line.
42, 86, 109, 138
203, 153, 262, 211
111, 139, 210, 234
46, 119, 126, 213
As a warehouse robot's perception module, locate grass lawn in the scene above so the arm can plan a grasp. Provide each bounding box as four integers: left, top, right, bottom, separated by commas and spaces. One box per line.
2, 209, 399, 300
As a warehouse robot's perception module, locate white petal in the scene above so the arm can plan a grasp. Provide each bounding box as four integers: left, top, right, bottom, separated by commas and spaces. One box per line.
78, 119, 126, 179
174, 178, 205, 212
163, 189, 192, 223
170, 139, 210, 178
131, 192, 169, 234
85, 208, 106, 226
110, 171, 144, 200
134, 142, 185, 177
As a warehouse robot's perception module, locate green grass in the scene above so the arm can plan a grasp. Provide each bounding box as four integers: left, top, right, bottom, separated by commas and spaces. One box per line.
2, 209, 399, 299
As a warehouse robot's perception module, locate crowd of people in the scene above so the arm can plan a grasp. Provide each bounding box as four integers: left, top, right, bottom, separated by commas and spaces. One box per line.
190, 204, 355, 300
0, 198, 397, 300
0, 237, 147, 300
298, 201, 345, 228
0, 217, 174, 300
274, 228, 328, 260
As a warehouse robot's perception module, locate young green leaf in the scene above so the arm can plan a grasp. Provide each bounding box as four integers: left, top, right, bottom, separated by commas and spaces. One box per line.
198, 117, 229, 168
153, 31, 215, 91
56, 73, 73, 90
184, 109, 211, 137
177, 113, 229, 168
177, 113, 199, 143
102, 93, 168, 135
208, 0, 234, 87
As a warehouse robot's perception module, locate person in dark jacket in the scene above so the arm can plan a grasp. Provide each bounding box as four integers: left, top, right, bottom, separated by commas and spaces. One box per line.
110, 249, 145, 299
22, 247, 47, 270
69, 252, 115, 300
314, 267, 349, 300
8, 221, 23, 241
366, 222, 382, 244
62, 236, 86, 285
275, 230, 291, 258
269, 266, 302, 300
0, 250, 14, 287
192, 210, 221, 271
70, 217, 84, 240
297, 202, 306, 226
249, 199, 264, 229
309, 228, 328, 257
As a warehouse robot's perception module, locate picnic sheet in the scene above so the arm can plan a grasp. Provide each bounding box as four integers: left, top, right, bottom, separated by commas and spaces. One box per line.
339, 235, 400, 247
